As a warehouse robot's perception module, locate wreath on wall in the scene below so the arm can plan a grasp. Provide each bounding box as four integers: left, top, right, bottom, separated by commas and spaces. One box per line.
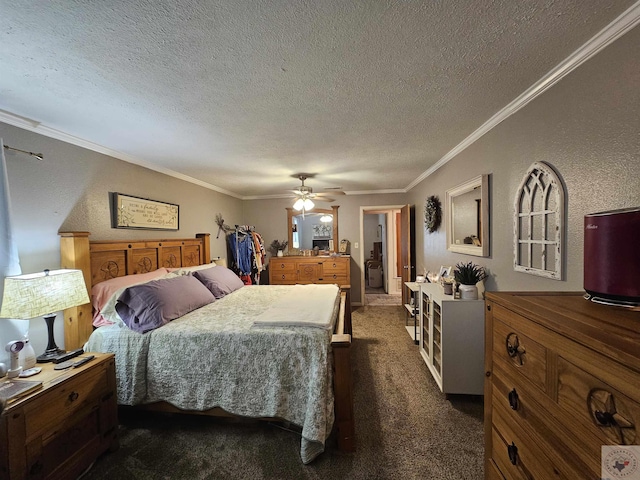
424, 195, 442, 233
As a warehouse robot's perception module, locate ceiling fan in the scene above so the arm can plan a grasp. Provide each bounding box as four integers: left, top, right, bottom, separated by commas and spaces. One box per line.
291, 174, 344, 212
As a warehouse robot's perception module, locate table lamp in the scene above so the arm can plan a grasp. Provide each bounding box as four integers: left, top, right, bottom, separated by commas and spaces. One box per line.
0, 269, 89, 362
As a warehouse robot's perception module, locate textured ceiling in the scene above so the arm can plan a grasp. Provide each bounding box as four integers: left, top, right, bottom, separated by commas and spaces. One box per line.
0, 1, 635, 198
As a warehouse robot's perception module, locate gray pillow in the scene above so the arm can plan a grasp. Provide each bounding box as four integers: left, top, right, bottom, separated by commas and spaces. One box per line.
116, 274, 215, 333
193, 266, 244, 299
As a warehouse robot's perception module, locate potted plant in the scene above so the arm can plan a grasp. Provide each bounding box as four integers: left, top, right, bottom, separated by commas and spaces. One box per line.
453, 261, 487, 300
269, 239, 288, 257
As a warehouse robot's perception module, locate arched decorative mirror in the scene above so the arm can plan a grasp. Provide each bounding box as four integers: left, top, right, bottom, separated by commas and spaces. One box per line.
445, 174, 489, 257
287, 206, 339, 253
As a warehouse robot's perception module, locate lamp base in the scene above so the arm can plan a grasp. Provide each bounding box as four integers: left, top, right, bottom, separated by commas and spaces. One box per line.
37, 313, 65, 363
37, 348, 66, 363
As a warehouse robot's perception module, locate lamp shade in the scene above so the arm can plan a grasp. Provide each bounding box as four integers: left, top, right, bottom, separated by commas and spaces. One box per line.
303, 198, 315, 211
0, 269, 89, 319
293, 198, 305, 211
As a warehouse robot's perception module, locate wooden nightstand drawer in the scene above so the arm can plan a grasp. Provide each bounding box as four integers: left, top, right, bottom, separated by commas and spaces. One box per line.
24, 367, 109, 441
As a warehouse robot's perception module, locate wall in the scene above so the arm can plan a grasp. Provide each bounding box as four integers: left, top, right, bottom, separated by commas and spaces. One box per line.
0, 122, 243, 359
243, 193, 409, 304
408, 24, 640, 294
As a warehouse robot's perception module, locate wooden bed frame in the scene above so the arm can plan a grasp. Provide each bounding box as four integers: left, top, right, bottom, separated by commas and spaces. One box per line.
59, 231, 354, 452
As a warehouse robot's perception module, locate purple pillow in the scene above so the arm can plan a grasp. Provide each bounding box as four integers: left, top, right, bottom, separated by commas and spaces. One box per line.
116, 275, 215, 333
193, 266, 244, 299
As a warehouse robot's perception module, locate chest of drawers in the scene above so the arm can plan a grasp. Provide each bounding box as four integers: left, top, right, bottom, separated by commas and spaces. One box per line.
269, 256, 350, 287
484, 292, 640, 479
0, 353, 118, 479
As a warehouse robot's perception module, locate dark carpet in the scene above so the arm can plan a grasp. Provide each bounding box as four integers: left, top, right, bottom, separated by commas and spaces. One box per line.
82, 306, 484, 479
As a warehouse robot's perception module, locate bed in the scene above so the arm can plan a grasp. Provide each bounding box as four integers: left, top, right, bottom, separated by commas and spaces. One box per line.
59, 232, 354, 464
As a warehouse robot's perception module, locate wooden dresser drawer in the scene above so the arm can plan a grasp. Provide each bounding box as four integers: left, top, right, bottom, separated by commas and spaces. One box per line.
319, 274, 348, 285
271, 272, 297, 283
491, 368, 595, 477
492, 315, 547, 393
492, 406, 585, 480
323, 260, 347, 275
271, 261, 296, 273
24, 367, 109, 441
557, 356, 640, 448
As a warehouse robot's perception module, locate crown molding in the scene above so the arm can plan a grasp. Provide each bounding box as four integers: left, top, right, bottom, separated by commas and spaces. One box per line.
0, 109, 243, 199
406, 0, 640, 192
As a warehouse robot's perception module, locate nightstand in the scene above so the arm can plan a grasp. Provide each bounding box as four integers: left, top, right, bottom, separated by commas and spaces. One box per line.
0, 353, 118, 479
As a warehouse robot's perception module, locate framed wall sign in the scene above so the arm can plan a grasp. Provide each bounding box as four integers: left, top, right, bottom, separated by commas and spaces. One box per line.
110, 193, 179, 230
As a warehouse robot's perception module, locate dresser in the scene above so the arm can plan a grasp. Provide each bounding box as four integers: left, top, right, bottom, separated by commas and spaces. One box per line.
0, 353, 118, 479
419, 282, 485, 395
484, 292, 640, 479
269, 255, 350, 287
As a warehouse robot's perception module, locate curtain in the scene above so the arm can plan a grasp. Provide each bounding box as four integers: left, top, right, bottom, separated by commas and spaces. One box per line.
0, 139, 24, 359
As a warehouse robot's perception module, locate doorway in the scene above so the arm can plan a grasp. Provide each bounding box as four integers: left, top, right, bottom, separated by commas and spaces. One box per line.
360, 206, 405, 306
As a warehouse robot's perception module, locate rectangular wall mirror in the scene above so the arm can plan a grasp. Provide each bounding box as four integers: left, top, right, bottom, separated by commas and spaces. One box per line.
445, 174, 489, 257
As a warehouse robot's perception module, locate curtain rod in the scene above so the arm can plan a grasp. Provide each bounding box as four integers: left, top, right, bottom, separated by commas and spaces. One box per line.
3, 145, 44, 161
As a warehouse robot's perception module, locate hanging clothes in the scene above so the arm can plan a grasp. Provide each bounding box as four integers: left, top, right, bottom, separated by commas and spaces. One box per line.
228, 230, 253, 276
227, 226, 267, 285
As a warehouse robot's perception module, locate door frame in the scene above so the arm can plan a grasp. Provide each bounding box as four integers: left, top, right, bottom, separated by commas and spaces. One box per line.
360, 205, 406, 306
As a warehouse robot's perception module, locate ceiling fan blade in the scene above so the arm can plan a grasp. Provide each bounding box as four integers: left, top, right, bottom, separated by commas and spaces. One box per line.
322, 189, 345, 195
316, 191, 344, 197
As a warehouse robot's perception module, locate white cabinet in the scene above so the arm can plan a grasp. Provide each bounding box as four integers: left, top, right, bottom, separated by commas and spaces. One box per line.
419, 282, 484, 395
403, 282, 421, 344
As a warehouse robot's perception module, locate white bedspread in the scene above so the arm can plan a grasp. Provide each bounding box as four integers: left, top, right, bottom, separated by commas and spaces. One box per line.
252, 284, 338, 329
86, 284, 341, 464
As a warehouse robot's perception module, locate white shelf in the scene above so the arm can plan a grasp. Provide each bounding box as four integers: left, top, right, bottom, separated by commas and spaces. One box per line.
418, 282, 485, 395
405, 325, 420, 341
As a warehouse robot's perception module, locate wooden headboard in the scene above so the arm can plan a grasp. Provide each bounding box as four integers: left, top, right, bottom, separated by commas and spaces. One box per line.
59, 231, 211, 349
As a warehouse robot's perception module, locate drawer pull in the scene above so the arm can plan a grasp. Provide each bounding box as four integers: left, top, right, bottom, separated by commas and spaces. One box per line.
505, 333, 526, 366
68, 391, 79, 402
594, 410, 615, 427
507, 442, 518, 466
508, 388, 519, 410
589, 388, 636, 444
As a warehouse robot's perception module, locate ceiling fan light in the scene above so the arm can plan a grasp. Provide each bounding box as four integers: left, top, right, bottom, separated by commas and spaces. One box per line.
320, 215, 332, 223
293, 198, 305, 211
303, 198, 315, 211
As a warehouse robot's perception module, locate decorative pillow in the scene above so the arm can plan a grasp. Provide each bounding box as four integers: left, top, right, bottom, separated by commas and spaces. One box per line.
167, 264, 216, 275
115, 275, 215, 334
193, 266, 244, 299
99, 272, 179, 327
91, 268, 170, 327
